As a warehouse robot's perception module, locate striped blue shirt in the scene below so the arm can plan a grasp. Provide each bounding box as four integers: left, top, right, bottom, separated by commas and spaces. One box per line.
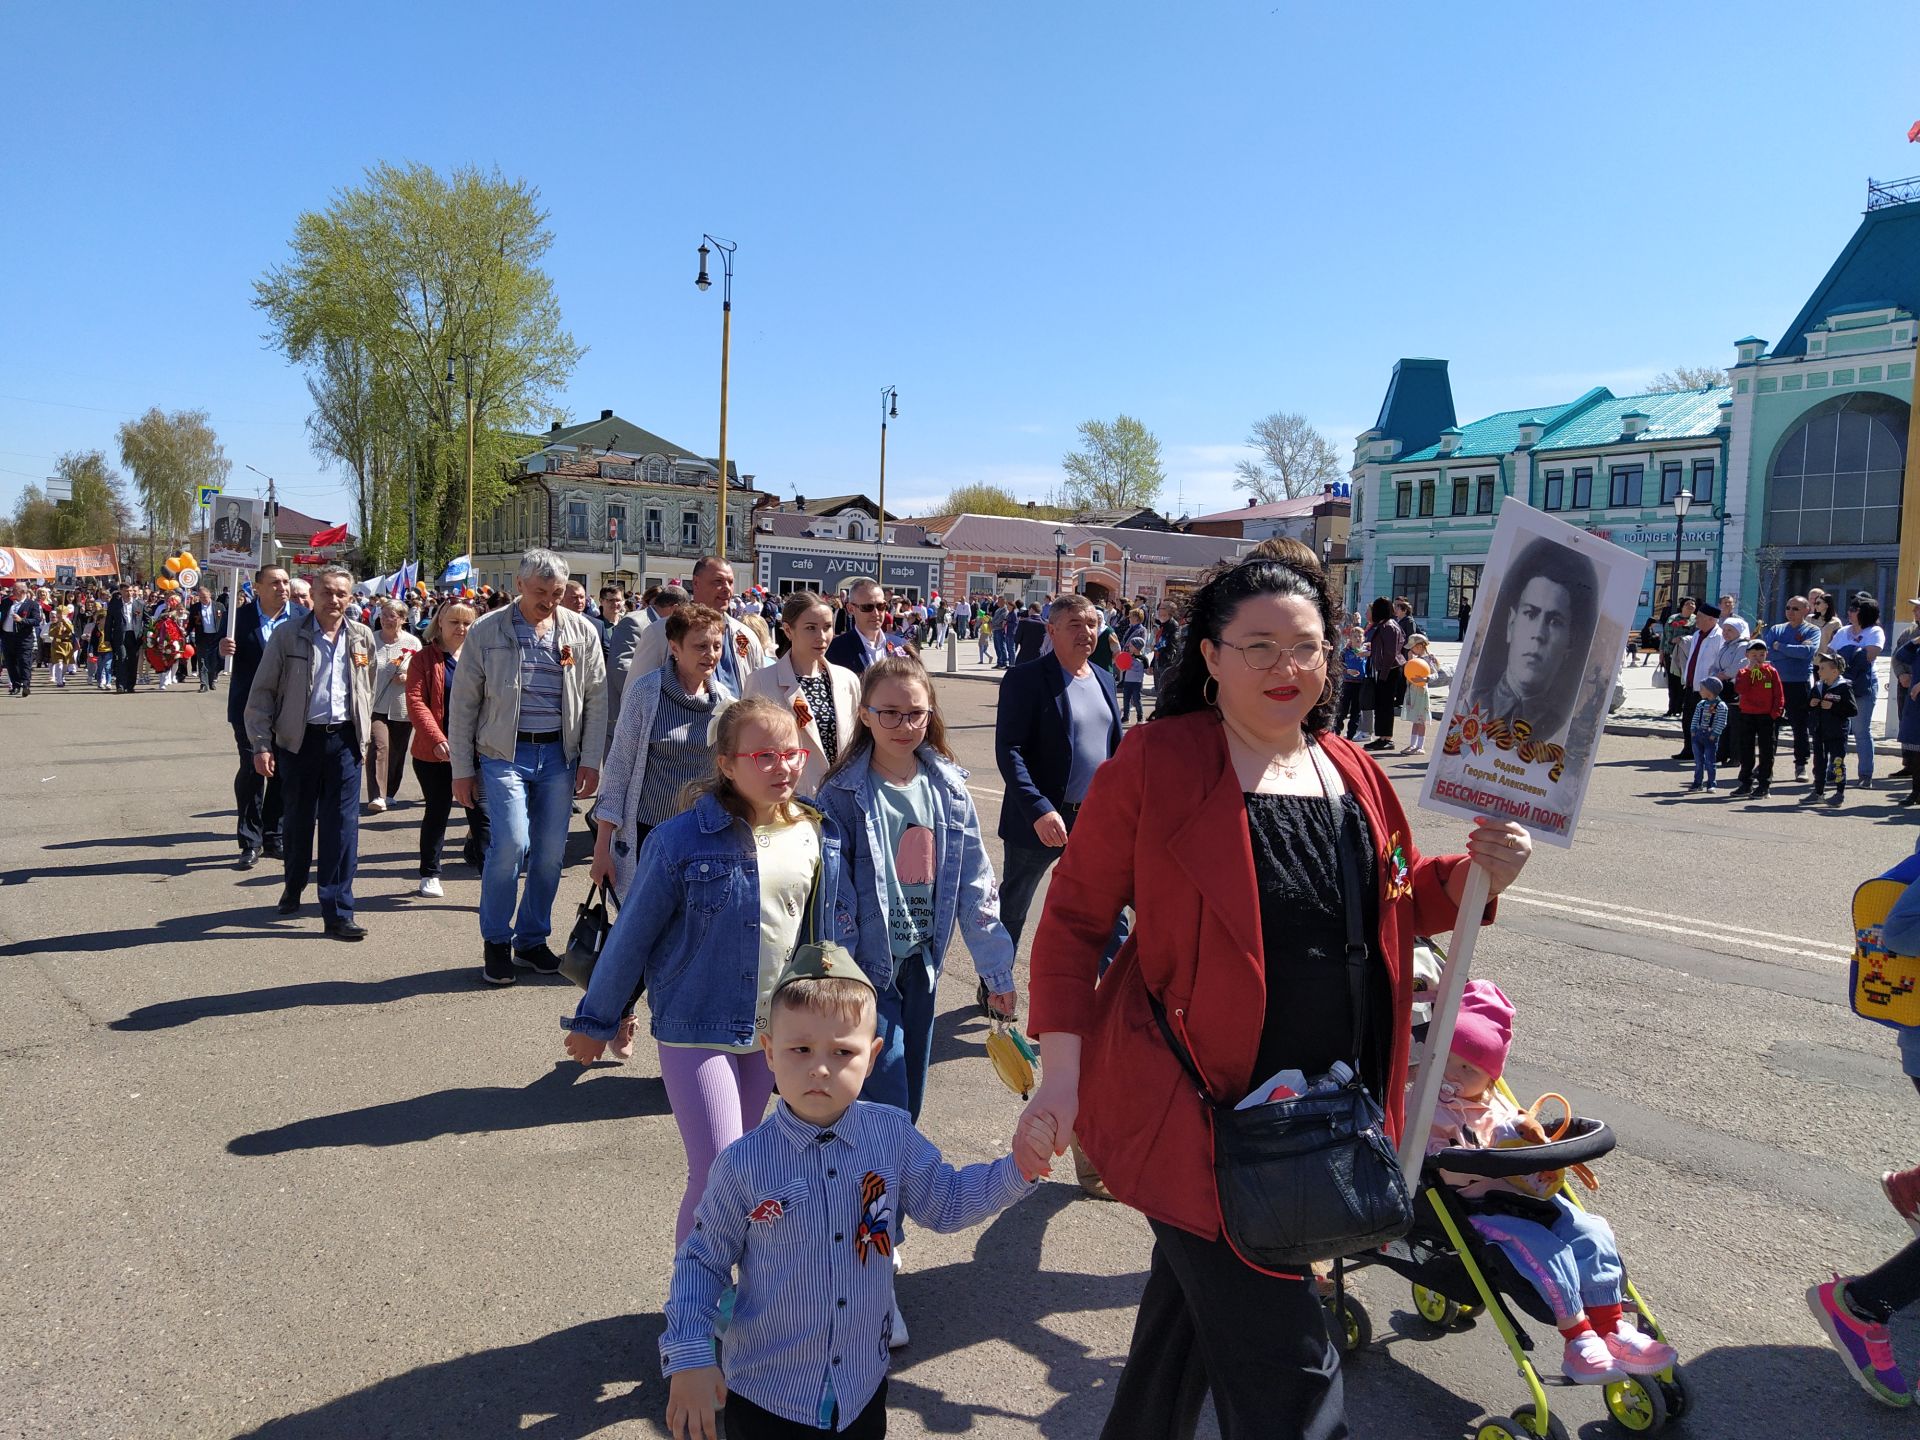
512, 607, 564, 731
661, 1099, 1035, 1430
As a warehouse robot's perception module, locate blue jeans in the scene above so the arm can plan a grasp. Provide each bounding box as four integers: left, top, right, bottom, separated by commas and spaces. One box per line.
1691, 737, 1717, 788
868, 949, 937, 1122
1469, 1196, 1623, 1326
1853, 685, 1880, 781
478, 740, 576, 948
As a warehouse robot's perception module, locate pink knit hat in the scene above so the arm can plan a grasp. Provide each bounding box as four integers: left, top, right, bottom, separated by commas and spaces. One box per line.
1449, 979, 1515, 1079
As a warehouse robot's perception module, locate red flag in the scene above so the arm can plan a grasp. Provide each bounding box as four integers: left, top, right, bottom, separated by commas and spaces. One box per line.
308, 523, 349, 548
1910, 120, 1920, 142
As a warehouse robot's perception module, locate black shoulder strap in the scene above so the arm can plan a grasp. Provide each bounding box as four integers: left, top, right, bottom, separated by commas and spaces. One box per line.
1147, 989, 1217, 1107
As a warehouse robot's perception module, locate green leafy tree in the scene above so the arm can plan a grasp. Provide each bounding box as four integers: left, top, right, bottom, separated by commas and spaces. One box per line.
1235, 411, 1343, 501
254, 162, 582, 571
937, 482, 1030, 517
48, 450, 134, 549
117, 409, 230, 573
1061, 415, 1165, 511
7, 486, 59, 549
1648, 365, 1727, 392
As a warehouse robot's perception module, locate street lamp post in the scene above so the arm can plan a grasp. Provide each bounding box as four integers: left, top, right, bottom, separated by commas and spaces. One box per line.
1054, 527, 1067, 594
695, 236, 737, 562
1669, 489, 1693, 621
876, 386, 897, 590
445, 355, 475, 576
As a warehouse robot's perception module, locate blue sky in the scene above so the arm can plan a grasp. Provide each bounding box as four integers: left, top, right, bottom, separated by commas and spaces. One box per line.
4, 0, 1919, 533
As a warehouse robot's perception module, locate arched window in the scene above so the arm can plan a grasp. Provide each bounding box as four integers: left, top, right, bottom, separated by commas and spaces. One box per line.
1765, 392, 1908, 546
847, 520, 864, 542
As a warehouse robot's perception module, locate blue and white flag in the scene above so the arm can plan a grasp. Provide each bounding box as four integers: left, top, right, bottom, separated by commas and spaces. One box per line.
441, 555, 472, 585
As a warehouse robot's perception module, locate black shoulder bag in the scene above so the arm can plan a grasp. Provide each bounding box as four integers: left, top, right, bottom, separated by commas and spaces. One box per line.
1149, 752, 1413, 1271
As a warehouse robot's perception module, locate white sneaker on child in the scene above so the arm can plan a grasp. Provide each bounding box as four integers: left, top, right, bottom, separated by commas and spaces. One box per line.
1562, 1329, 1627, 1384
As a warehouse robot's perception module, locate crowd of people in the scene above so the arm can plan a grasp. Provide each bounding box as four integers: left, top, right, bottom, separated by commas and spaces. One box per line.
18, 541, 1920, 1434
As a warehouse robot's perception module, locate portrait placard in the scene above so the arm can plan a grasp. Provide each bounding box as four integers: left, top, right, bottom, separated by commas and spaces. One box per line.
206, 495, 262, 571
1418, 501, 1642, 848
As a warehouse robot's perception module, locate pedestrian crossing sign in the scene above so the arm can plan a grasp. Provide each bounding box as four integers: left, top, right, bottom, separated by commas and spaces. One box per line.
196, 485, 222, 510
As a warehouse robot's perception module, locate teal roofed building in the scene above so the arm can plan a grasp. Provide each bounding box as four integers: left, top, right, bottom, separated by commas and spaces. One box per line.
1352, 182, 1920, 643
1349, 365, 1731, 641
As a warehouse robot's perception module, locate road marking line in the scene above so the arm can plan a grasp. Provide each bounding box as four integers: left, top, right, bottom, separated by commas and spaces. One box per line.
1500, 893, 1851, 963
969, 784, 1004, 799
1508, 885, 1848, 955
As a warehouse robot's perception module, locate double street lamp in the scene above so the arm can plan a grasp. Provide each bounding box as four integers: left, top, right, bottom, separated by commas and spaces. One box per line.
876, 386, 897, 589
695, 236, 737, 559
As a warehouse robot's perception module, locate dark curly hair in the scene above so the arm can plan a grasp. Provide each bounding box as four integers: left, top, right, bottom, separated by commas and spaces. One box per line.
1155, 537, 1342, 732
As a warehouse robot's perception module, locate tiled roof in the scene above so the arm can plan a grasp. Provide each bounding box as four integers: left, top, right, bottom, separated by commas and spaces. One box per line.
527, 412, 742, 486
920, 513, 1249, 568
1396, 399, 1584, 463
1532, 386, 1731, 451
1188, 494, 1344, 523
758, 511, 929, 545
1771, 198, 1920, 358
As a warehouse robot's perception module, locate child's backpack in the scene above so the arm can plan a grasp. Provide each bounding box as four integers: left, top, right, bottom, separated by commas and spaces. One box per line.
1851, 876, 1920, 1028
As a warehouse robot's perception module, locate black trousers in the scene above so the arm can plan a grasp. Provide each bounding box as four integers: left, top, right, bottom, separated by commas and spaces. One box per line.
724, 1380, 886, 1438
1665, 671, 1685, 716
1370, 671, 1398, 742
1812, 730, 1846, 793
1677, 690, 1700, 757
2, 630, 29, 692
196, 638, 222, 688
278, 724, 362, 923
1100, 1219, 1346, 1440
412, 757, 490, 876
1736, 711, 1777, 787
1333, 679, 1372, 738
1782, 681, 1812, 769
113, 639, 141, 692
233, 720, 284, 855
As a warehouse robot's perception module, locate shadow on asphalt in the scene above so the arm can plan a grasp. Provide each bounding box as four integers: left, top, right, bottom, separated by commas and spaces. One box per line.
226, 1061, 670, 1155
0, 904, 334, 959
230, 1184, 1147, 1438
111, 966, 490, 1031
42, 829, 226, 850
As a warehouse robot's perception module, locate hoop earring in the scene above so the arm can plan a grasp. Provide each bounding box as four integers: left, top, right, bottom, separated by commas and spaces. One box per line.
1202, 675, 1220, 707
1318, 677, 1334, 707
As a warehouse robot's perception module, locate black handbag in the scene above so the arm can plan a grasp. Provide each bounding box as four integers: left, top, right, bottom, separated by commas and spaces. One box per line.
559, 883, 619, 992
1149, 758, 1412, 1272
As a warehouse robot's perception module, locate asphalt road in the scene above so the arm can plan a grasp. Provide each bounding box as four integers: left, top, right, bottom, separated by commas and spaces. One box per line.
4, 667, 1920, 1440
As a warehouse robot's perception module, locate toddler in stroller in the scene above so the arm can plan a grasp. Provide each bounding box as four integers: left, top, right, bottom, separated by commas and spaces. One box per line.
1426, 980, 1678, 1386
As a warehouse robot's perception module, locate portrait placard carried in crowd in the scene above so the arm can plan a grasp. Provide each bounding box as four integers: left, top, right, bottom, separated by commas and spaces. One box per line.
1419, 501, 1641, 848
207, 496, 264, 572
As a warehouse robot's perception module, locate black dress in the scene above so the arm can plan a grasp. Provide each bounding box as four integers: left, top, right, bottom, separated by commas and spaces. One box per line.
1244, 790, 1388, 1098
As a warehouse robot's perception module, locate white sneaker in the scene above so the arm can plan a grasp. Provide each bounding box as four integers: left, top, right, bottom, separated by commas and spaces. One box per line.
417, 876, 443, 897
889, 1295, 909, 1349
367, 796, 388, 814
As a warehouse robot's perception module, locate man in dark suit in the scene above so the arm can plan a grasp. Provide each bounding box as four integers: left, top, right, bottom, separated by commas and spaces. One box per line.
826, 577, 911, 675
993, 593, 1123, 945
104, 585, 146, 693
190, 585, 227, 691
218, 565, 294, 870
1013, 602, 1048, 666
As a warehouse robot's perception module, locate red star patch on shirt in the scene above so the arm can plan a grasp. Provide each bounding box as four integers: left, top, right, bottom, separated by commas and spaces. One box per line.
747, 1198, 785, 1226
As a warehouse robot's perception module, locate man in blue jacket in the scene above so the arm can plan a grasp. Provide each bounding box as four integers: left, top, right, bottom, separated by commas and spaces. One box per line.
993, 593, 1122, 946
219, 565, 296, 870
1765, 595, 1821, 782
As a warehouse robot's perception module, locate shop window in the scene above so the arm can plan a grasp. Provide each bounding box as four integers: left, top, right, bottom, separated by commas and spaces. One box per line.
1765, 392, 1908, 546
1390, 564, 1430, 618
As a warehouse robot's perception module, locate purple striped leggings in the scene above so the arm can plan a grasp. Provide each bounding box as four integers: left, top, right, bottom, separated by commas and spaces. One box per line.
658, 1044, 778, 1243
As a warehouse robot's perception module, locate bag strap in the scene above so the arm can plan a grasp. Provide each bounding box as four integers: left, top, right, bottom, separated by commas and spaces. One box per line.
1309, 742, 1371, 1070
1147, 989, 1218, 1107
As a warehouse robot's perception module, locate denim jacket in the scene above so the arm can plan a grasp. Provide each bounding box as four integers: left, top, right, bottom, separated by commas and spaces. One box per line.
568, 793, 857, 1047
816, 746, 1016, 996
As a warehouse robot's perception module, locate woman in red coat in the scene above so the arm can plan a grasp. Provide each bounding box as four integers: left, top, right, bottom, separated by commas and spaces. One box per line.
1014, 539, 1533, 1440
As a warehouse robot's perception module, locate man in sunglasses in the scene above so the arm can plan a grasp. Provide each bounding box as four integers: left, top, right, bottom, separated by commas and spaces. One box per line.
827, 577, 913, 675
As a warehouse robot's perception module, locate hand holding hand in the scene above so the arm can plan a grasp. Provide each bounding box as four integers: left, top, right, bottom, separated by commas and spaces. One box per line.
1033, 812, 1069, 848
1013, 1082, 1076, 1182
564, 1031, 607, 1066
1465, 817, 1531, 897
666, 1366, 726, 1440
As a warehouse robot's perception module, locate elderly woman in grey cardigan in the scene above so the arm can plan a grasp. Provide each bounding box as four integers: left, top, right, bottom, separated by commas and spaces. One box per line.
589, 603, 731, 903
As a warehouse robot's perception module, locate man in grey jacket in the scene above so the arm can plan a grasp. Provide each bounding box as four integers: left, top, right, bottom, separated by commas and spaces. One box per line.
243, 565, 377, 940
449, 549, 608, 986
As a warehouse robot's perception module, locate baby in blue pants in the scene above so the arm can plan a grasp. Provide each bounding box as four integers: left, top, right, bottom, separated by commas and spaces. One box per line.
1427, 981, 1679, 1385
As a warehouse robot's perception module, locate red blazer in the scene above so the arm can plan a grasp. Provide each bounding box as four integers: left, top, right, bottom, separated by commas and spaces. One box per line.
1028, 709, 1487, 1240
406, 643, 455, 761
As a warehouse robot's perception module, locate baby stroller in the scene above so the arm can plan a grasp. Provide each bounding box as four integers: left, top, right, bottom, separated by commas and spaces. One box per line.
1318, 938, 1691, 1440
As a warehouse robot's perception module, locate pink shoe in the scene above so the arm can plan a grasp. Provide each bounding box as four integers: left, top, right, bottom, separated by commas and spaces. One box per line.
609, 1016, 638, 1064
1561, 1329, 1627, 1385
1603, 1322, 1677, 1376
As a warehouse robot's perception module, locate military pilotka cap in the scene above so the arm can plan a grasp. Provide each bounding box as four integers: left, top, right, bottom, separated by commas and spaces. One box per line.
771, 942, 876, 998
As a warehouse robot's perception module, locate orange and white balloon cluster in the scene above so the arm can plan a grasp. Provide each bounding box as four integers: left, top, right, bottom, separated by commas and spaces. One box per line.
152, 552, 201, 592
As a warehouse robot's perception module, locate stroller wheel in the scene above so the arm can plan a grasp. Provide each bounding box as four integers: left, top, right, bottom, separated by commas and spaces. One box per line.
1411, 1282, 1464, 1330
1324, 1293, 1372, 1355
1603, 1375, 1670, 1434
1655, 1364, 1691, 1421
1507, 1402, 1571, 1440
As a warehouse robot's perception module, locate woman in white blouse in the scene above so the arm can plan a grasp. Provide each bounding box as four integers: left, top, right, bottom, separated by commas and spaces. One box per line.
367, 598, 423, 813
742, 590, 861, 798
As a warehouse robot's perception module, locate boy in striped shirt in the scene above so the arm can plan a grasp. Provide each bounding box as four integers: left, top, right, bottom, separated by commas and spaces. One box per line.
663, 948, 1038, 1438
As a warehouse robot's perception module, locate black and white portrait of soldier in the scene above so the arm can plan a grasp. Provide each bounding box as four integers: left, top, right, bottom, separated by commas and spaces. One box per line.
213, 501, 253, 552
1465, 535, 1599, 747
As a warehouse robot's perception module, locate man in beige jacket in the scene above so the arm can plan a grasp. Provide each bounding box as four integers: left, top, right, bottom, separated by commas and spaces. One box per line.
243, 565, 377, 940
449, 549, 608, 986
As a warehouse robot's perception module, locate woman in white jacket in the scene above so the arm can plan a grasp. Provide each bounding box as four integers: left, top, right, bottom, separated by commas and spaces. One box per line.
742, 590, 861, 798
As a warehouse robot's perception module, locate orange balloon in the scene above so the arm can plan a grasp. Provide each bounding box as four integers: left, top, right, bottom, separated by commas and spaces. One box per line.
164, 556, 182, 574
